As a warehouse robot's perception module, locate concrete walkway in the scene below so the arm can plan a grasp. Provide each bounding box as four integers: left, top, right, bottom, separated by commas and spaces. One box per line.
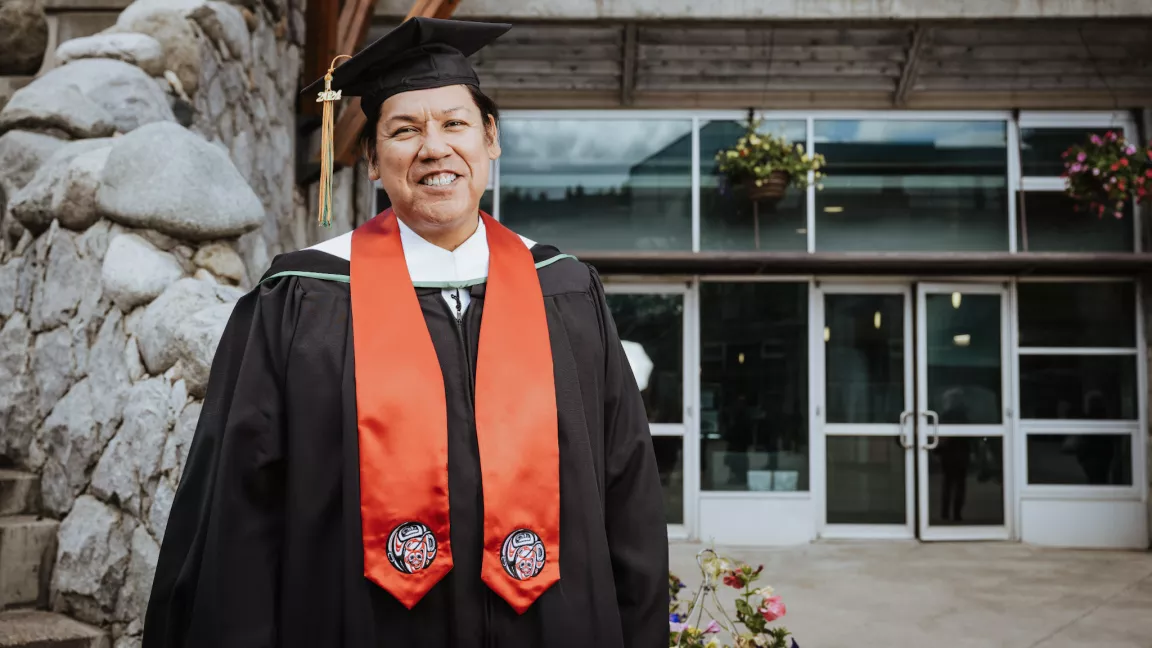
669, 541, 1152, 648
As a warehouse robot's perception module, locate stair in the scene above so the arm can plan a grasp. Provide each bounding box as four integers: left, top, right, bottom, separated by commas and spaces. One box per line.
0, 470, 109, 647
0, 610, 108, 648
0, 471, 39, 517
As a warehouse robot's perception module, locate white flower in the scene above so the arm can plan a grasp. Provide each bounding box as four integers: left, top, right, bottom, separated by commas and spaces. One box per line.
754, 635, 770, 646
755, 586, 775, 598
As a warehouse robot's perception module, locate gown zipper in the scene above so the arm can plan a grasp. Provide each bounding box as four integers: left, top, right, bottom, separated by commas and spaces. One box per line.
446, 289, 493, 647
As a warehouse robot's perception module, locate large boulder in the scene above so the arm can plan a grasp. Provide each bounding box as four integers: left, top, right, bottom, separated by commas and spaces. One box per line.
0, 84, 116, 139
0, 0, 48, 75
97, 121, 264, 240
55, 33, 165, 76
101, 234, 185, 311
192, 242, 244, 284
172, 301, 233, 396
8, 139, 114, 233
0, 130, 63, 204
188, 1, 249, 62
116, 0, 204, 96
52, 495, 135, 625
135, 277, 234, 374
90, 377, 170, 517
0, 58, 173, 138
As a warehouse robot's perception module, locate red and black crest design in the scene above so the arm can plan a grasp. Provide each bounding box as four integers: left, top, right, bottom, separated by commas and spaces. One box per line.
500, 529, 546, 581
385, 521, 437, 574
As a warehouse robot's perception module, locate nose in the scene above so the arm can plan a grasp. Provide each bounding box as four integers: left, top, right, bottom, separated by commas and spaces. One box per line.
418, 123, 451, 162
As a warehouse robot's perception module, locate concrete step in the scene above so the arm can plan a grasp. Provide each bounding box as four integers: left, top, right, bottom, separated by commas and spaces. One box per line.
0, 472, 39, 516
0, 610, 108, 648
0, 518, 58, 610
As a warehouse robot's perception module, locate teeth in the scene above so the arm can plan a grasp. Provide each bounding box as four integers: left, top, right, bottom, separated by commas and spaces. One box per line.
421, 173, 456, 186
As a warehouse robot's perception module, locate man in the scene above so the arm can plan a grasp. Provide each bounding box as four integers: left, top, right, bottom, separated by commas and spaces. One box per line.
142, 17, 668, 648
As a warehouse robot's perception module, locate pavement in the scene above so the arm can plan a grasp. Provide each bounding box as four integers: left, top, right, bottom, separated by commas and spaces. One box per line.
669, 540, 1152, 648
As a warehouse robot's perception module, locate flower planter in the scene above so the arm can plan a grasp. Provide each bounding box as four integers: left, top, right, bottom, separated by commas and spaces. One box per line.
744, 171, 790, 203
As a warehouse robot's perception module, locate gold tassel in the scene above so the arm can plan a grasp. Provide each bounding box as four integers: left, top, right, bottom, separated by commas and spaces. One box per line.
316, 54, 351, 228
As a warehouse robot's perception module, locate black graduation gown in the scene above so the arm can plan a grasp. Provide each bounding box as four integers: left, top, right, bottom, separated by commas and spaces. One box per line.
141, 243, 669, 648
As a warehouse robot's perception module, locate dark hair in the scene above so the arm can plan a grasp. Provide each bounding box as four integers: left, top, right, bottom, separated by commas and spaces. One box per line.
360, 84, 500, 168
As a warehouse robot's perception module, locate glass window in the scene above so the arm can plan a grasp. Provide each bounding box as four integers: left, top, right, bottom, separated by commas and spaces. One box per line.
700, 283, 808, 492
813, 120, 1009, 252
699, 119, 808, 251
1017, 191, 1133, 252
498, 119, 693, 251
824, 294, 905, 424
1020, 127, 1113, 177
1018, 282, 1136, 348
651, 436, 684, 524
826, 436, 906, 524
1019, 355, 1138, 420
924, 293, 1003, 425
927, 436, 1004, 526
1027, 434, 1132, 486
604, 293, 683, 424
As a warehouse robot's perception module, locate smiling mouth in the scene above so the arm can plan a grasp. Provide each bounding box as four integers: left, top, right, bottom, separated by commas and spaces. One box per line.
420, 172, 459, 187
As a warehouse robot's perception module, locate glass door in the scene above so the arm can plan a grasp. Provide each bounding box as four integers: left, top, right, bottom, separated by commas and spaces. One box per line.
604, 283, 692, 538
817, 284, 915, 539
916, 283, 1011, 541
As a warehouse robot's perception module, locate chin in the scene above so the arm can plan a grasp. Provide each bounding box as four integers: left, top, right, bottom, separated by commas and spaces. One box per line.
405, 195, 477, 228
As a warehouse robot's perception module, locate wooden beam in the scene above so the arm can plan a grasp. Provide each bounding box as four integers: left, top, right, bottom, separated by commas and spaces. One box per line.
620, 23, 638, 106
301, 0, 340, 116
894, 25, 928, 106
331, 0, 461, 168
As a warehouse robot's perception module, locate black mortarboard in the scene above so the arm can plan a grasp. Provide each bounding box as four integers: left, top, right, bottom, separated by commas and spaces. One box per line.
306, 17, 510, 228
303, 17, 510, 121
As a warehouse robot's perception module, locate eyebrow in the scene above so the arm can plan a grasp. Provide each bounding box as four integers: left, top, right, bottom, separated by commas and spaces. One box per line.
384, 106, 469, 125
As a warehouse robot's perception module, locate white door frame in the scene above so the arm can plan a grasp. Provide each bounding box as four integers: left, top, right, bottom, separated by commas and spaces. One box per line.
604, 281, 695, 541
814, 283, 916, 540
916, 282, 1013, 541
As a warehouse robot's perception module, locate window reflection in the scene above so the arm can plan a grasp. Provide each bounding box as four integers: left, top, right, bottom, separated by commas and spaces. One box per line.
1018, 282, 1135, 348
924, 293, 1002, 425
1027, 434, 1132, 486
1017, 191, 1133, 252
498, 119, 693, 251
699, 119, 808, 251
604, 293, 683, 424
927, 436, 1004, 526
1019, 356, 1138, 420
1020, 127, 1113, 177
813, 120, 1009, 252
700, 283, 808, 492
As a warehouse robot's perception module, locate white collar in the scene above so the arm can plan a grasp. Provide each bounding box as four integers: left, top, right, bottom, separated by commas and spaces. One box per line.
306, 215, 537, 283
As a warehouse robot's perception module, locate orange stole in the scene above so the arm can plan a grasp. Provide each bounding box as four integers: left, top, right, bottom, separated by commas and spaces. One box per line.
350, 210, 559, 613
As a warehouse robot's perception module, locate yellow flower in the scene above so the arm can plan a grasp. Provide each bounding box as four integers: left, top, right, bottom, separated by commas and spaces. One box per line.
797, 144, 805, 154
801, 154, 810, 163
749, 135, 761, 146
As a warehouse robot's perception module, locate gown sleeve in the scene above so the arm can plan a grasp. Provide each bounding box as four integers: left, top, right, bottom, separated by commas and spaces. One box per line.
142, 277, 302, 648
588, 265, 670, 648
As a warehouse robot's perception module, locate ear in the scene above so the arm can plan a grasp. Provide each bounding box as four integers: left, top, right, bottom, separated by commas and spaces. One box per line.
485, 116, 501, 161
367, 162, 380, 182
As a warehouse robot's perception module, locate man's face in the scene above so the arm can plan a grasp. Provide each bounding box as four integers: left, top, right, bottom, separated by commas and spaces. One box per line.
369, 85, 500, 229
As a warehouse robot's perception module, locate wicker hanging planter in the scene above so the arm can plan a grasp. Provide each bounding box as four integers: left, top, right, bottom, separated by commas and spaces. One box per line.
744, 171, 790, 203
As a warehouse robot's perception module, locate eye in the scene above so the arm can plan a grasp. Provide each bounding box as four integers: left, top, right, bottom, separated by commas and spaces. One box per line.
391, 126, 417, 136
445, 120, 467, 128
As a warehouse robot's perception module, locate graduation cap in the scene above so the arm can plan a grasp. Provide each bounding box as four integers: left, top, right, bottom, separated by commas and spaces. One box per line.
306, 17, 511, 227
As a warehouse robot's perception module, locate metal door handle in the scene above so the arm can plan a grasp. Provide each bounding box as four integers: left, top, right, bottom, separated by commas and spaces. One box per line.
898, 410, 914, 449
922, 410, 940, 450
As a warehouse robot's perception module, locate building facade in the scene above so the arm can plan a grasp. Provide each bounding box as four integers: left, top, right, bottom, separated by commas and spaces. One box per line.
365, 3, 1152, 549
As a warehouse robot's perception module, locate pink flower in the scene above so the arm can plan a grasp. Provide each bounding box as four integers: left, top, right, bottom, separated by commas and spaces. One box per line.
1125, 146, 1136, 155
1091, 134, 1102, 145
1115, 211, 1124, 219
1070, 163, 1082, 173
1077, 152, 1087, 162
670, 621, 687, 633
760, 596, 787, 622
704, 620, 721, 634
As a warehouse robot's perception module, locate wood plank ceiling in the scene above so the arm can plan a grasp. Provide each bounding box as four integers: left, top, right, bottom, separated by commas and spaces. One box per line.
366, 19, 1152, 109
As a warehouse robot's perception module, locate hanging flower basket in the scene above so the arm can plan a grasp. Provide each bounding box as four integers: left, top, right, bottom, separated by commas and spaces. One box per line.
745, 171, 791, 204
715, 118, 825, 209
1062, 130, 1152, 219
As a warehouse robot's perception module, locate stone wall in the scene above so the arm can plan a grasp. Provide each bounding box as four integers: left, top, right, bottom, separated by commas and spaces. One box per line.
0, 0, 301, 642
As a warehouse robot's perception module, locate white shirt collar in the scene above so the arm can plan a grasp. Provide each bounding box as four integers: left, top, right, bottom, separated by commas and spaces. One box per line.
306, 215, 537, 283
